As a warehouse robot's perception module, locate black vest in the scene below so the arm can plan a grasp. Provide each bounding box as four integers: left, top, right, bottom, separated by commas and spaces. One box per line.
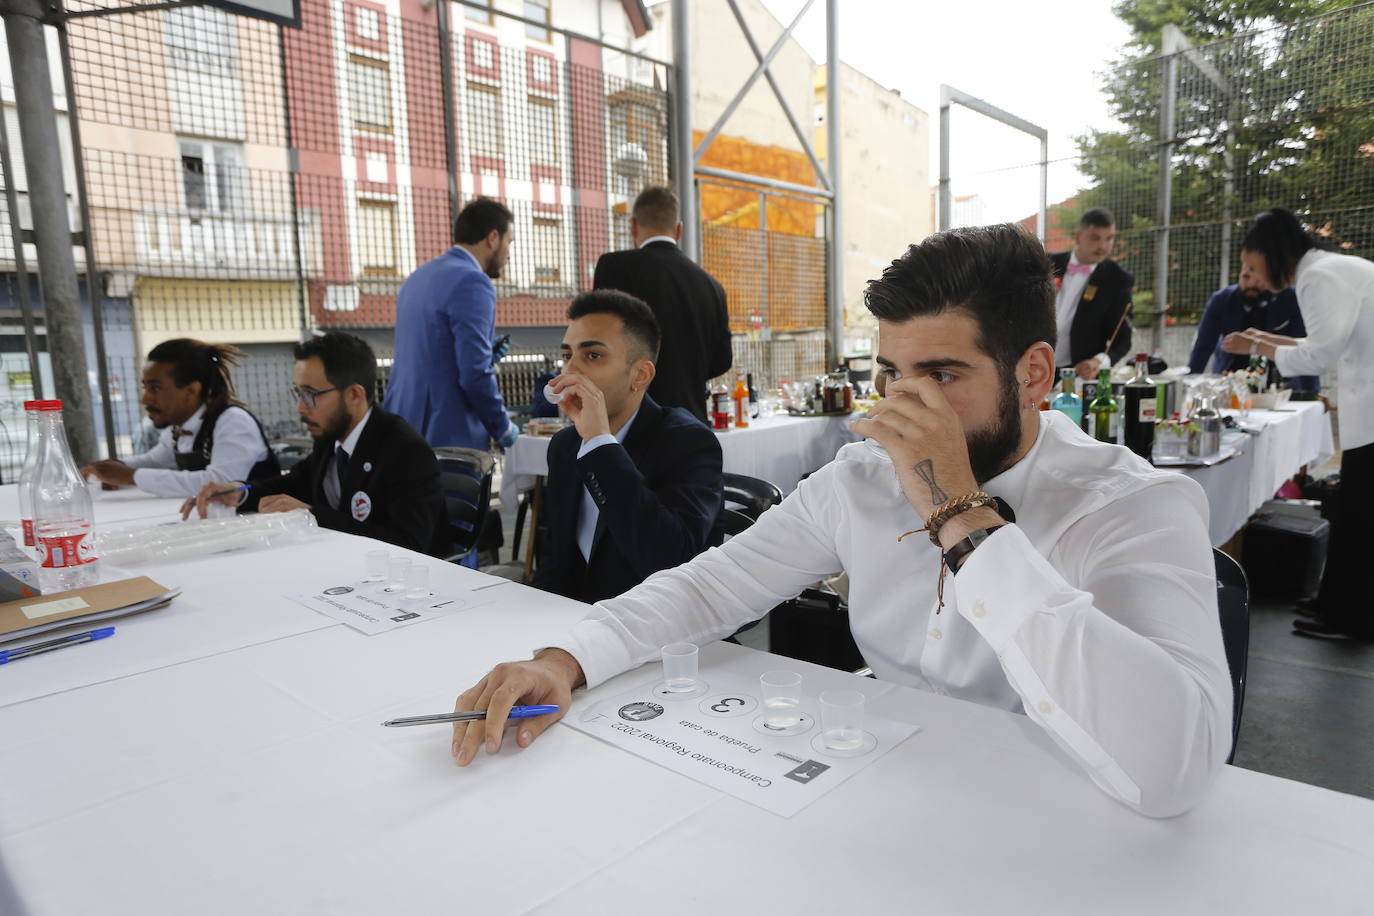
175, 405, 281, 480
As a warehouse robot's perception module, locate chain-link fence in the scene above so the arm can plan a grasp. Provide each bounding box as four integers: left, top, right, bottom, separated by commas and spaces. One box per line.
944, 3, 1374, 370
0, 0, 671, 477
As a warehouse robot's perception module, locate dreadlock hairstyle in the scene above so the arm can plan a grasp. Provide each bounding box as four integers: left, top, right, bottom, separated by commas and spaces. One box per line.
145, 338, 245, 414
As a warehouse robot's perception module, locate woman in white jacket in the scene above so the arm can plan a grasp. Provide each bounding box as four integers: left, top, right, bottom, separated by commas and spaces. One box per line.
1223, 207, 1374, 641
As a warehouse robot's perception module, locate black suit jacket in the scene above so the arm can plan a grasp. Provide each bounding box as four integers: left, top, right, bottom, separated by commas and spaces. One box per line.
532, 395, 725, 605
243, 406, 447, 556
1049, 251, 1135, 367
594, 241, 732, 423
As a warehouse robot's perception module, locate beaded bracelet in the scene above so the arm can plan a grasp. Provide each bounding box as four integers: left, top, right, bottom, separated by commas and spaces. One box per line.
922, 491, 997, 545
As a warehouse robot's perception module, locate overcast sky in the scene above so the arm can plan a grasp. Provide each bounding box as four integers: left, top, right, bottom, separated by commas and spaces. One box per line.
758, 0, 1135, 223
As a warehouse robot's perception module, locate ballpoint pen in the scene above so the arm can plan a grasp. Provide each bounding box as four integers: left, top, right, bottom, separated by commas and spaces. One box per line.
381, 705, 560, 727
0, 627, 116, 665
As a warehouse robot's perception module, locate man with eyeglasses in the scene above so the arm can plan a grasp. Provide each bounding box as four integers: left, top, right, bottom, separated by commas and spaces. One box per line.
187, 332, 447, 556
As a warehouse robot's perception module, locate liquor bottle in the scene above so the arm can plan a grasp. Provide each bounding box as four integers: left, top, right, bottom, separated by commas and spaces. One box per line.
710, 382, 731, 431
1050, 368, 1082, 427
733, 369, 750, 428
1123, 352, 1158, 459
30, 400, 100, 592
1086, 368, 1120, 443
746, 372, 761, 419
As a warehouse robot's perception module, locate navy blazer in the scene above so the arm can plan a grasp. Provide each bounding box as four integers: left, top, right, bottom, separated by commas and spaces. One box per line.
383, 247, 509, 449
594, 241, 733, 424
532, 395, 725, 604
1050, 251, 1135, 367
243, 407, 448, 556
1186, 285, 1319, 391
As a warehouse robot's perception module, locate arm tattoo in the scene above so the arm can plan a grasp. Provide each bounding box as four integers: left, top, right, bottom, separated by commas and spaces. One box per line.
914, 459, 949, 505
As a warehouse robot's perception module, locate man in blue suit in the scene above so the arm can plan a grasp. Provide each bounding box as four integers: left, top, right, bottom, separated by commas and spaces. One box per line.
384, 197, 520, 450
1187, 270, 1319, 393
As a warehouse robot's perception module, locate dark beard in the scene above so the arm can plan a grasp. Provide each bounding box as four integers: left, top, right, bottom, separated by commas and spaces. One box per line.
965, 369, 1023, 484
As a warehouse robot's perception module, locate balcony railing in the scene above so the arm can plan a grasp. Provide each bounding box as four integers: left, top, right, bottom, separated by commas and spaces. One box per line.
134, 209, 321, 278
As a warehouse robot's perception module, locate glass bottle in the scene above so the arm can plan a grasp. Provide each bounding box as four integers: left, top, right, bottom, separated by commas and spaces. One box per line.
733, 369, 750, 428
710, 382, 731, 431
1087, 368, 1120, 443
30, 400, 100, 592
1050, 368, 1082, 427
1123, 352, 1158, 459
16, 401, 44, 547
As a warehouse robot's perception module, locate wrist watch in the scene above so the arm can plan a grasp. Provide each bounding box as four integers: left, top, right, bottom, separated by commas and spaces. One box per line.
944, 525, 1005, 573
944, 495, 1016, 574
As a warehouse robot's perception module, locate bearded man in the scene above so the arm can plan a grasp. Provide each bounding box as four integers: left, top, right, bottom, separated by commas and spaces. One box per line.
190, 332, 447, 557
445, 225, 1233, 818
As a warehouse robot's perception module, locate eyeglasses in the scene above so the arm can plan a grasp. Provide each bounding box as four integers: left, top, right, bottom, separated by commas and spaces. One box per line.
291, 385, 343, 408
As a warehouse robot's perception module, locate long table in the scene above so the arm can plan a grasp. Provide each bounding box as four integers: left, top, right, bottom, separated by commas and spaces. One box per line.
2, 488, 1372, 914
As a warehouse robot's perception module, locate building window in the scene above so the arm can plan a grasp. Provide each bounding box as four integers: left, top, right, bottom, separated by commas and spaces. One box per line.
465, 0, 494, 24
532, 218, 562, 283
524, 0, 551, 43
357, 200, 397, 275
165, 5, 236, 75
349, 56, 392, 132
467, 84, 503, 156
528, 97, 557, 163
180, 139, 244, 213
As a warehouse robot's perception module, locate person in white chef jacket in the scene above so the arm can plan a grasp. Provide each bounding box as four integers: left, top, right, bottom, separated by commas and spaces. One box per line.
449, 224, 1234, 819
1222, 206, 1374, 642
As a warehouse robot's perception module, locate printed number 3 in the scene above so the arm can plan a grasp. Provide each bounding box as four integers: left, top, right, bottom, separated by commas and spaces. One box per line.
711, 697, 746, 713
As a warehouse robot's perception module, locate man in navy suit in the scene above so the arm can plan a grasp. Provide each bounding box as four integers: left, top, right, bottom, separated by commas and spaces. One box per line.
533, 290, 724, 604
384, 197, 519, 451
1187, 280, 1319, 392
1048, 208, 1135, 379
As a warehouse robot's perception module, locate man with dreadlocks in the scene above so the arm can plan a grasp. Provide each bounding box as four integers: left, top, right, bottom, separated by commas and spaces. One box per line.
82, 338, 280, 497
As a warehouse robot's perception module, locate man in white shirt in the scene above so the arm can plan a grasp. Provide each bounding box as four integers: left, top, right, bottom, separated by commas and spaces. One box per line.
81, 339, 278, 498
450, 225, 1233, 818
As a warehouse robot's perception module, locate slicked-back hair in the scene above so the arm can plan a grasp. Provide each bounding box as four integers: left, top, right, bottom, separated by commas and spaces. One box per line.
631, 185, 679, 232
1078, 207, 1115, 230
1242, 207, 1317, 288
566, 289, 662, 364
454, 197, 513, 245
294, 332, 378, 405
146, 338, 244, 414
864, 224, 1057, 379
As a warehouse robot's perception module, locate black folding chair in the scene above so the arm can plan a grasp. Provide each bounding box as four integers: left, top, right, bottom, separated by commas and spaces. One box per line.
434, 447, 495, 564
1214, 548, 1250, 763
722, 472, 783, 520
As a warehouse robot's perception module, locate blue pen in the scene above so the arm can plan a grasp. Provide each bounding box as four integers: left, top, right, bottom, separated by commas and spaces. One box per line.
380, 705, 560, 727
0, 627, 116, 665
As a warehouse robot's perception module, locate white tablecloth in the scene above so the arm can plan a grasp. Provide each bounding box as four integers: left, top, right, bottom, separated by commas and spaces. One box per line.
1178, 401, 1334, 546
499, 413, 859, 509
2, 554, 1372, 915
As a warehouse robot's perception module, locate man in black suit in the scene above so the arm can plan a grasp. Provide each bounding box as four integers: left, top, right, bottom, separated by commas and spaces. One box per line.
1049, 208, 1135, 379
534, 290, 724, 604
189, 332, 447, 556
593, 185, 732, 423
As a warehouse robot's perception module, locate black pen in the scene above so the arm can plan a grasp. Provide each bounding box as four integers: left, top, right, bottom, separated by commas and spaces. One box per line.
0, 627, 116, 665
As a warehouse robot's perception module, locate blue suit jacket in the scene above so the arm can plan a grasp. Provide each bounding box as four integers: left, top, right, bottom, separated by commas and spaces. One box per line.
383, 247, 509, 448
1187, 285, 1319, 392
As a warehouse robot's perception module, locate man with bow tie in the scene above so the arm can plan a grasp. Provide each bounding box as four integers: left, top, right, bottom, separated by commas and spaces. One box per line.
81, 339, 279, 496
1048, 208, 1135, 380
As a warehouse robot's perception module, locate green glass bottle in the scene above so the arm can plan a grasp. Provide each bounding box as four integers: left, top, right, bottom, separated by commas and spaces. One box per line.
1087, 368, 1120, 443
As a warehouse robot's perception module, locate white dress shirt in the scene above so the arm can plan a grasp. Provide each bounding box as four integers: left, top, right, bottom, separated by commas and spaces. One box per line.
122, 404, 270, 498
574, 409, 640, 561
1274, 248, 1374, 450
638, 235, 678, 248
1054, 250, 1112, 370
548, 410, 1233, 817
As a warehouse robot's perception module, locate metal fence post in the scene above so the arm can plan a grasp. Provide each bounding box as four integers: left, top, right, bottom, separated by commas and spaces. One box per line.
670, 0, 697, 262
1153, 49, 1178, 355
0, 91, 43, 399
825, 0, 841, 365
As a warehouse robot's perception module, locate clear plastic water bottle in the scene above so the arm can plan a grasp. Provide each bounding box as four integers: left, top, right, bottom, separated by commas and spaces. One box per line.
16, 401, 44, 547
30, 400, 100, 592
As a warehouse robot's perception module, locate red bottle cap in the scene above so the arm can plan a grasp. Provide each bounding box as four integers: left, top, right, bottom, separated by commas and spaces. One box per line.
27, 400, 63, 411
